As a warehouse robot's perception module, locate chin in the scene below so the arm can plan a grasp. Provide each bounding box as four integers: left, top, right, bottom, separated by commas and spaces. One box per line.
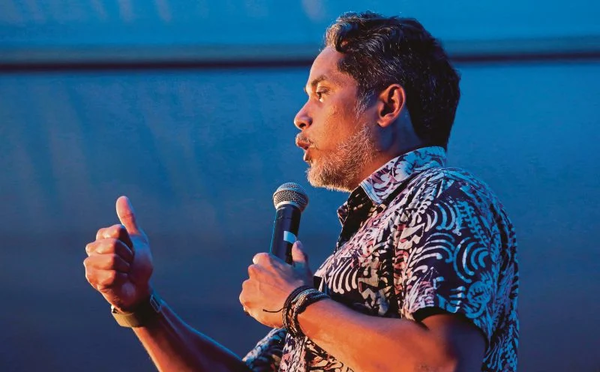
306, 166, 354, 193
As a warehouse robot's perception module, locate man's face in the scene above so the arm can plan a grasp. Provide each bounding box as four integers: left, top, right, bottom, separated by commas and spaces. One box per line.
294, 47, 377, 192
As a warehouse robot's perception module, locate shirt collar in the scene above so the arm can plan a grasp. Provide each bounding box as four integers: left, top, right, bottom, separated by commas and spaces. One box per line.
359, 146, 447, 205
334, 146, 446, 244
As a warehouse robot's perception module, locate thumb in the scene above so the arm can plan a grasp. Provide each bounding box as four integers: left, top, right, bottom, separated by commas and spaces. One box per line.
292, 241, 309, 271
116, 196, 142, 236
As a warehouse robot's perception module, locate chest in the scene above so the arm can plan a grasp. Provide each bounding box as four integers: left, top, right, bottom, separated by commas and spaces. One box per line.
314, 207, 405, 317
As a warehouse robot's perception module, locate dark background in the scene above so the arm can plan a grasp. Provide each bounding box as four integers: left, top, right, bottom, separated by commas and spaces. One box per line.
1, 1, 599, 371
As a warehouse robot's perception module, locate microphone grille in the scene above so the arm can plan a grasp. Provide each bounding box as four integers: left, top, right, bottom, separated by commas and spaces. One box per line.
273, 182, 309, 212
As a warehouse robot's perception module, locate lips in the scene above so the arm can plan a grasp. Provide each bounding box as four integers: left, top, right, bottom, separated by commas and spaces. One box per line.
295, 135, 311, 150
296, 134, 313, 163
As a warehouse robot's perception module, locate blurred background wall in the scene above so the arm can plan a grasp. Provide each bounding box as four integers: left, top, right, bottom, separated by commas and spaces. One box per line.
0, 1, 599, 371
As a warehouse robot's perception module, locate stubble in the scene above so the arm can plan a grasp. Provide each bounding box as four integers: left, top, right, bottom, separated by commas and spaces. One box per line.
307, 122, 377, 192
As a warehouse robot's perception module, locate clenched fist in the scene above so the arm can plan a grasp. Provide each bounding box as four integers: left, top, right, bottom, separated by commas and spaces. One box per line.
84, 196, 153, 312
239, 242, 313, 328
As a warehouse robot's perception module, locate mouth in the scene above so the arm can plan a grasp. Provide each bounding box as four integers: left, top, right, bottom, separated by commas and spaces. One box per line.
296, 135, 314, 163
295, 135, 311, 151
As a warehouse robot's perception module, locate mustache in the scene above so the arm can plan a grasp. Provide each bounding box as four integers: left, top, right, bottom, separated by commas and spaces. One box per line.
295, 134, 314, 148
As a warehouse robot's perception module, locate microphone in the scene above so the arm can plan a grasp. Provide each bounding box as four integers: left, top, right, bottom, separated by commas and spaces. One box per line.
269, 182, 309, 264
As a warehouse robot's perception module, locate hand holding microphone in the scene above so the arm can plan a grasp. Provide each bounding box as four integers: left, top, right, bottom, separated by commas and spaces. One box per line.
83, 196, 154, 312
239, 183, 314, 328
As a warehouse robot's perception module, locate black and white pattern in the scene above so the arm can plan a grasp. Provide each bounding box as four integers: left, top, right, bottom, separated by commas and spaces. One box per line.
244, 146, 519, 372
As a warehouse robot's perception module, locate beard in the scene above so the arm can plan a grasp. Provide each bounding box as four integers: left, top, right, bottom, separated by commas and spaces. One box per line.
306, 123, 377, 192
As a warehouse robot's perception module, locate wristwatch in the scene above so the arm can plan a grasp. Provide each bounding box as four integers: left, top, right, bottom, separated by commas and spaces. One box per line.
111, 292, 162, 328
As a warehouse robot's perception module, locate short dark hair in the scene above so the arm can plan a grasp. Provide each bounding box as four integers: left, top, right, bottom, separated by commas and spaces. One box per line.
325, 11, 460, 148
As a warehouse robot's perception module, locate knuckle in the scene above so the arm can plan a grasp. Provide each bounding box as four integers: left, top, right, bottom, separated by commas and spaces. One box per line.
99, 271, 117, 286
107, 225, 119, 237
84, 269, 97, 285
84, 268, 92, 281
102, 224, 124, 239
99, 239, 118, 254
239, 290, 249, 305
115, 224, 127, 237
247, 264, 258, 276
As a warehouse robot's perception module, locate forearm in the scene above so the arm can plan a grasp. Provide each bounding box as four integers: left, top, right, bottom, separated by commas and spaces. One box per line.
297, 299, 459, 372
132, 300, 250, 372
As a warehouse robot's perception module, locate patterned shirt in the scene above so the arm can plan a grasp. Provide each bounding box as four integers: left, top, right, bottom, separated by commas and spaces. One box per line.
244, 146, 519, 371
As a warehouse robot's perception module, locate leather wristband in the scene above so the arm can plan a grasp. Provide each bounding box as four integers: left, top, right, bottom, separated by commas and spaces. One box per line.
111, 292, 162, 328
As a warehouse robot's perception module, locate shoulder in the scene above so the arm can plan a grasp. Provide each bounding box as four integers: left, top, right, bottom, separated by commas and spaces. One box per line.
410, 166, 491, 193
392, 167, 513, 232
406, 167, 503, 207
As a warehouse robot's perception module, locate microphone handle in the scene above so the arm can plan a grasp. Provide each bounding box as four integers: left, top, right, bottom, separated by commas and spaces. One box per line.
269, 205, 301, 264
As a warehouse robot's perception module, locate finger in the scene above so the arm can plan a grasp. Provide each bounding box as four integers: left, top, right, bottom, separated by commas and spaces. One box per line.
97, 224, 134, 249
97, 239, 134, 263
248, 265, 265, 278
239, 282, 249, 306
85, 239, 133, 263
84, 253, 131, 273
252, 252, 271, 266
95, 226, 110, 241
85, 241, 96, 256
84, 267, 127, 290
96, 270, 128, 291
292, 241, 309, 271
96, 224, 120, 240
116, 196, 142, 236
252, 253, 289, 271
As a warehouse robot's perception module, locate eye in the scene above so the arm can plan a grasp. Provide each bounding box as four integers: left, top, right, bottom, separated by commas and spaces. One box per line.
315, 89, 328, 102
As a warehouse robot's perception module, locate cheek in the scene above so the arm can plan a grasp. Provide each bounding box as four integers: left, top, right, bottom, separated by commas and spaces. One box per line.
320, 105, 347, 131
310, 101, 356, 148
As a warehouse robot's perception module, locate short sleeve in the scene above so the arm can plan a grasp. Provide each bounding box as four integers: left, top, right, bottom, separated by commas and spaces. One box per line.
243, 328, 287, 372
395, 174, 502, 342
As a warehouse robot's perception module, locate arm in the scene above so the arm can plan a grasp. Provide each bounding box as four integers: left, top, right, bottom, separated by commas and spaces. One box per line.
297, 298, 485, 372
293, 176, 503, 371
241, 245, 485, 372
84, 196, 249, 372
131, 296, 250, 372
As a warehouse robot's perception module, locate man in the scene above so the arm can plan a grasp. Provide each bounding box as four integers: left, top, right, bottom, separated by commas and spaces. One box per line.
84, 12, 518, 372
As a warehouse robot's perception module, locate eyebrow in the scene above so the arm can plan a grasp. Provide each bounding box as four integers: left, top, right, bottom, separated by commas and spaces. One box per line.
303, 75, 330, 94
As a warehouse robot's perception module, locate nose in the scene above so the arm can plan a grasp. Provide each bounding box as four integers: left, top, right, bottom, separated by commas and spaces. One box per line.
294, 103, 312, 130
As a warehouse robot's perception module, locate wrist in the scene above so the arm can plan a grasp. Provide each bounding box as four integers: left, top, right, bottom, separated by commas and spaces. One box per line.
283, 287, 329, 338
111, 290, 163, 328
112, 284, 153, 313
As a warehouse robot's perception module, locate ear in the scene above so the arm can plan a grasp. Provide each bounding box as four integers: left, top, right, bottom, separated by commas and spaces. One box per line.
376, 84, 406, 128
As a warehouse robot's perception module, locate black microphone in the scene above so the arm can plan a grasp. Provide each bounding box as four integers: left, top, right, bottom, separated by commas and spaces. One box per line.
269, 182, 309, 264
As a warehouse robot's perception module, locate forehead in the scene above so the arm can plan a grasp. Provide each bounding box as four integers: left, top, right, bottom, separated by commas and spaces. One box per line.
306, 47, 353, 87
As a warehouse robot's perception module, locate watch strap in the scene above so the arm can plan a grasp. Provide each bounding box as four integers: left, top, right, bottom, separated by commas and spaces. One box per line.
111, 292, 162, 328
